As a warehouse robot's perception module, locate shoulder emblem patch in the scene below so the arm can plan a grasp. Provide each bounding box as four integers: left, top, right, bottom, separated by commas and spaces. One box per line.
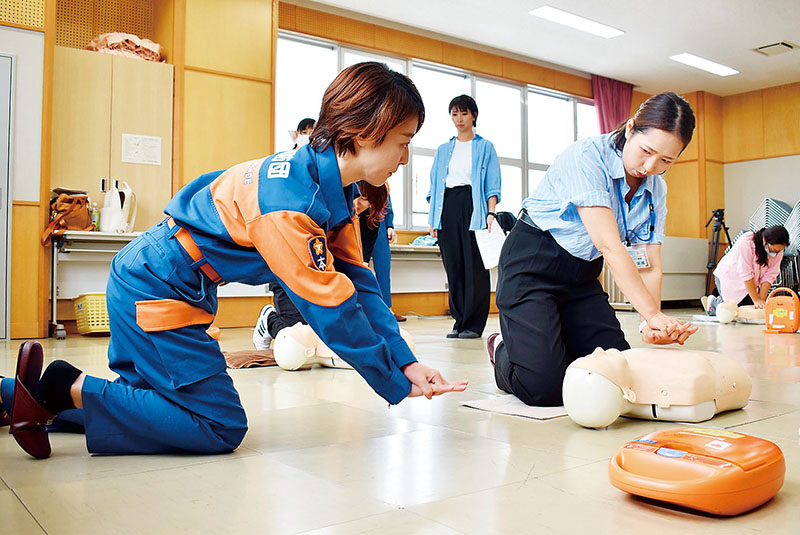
308, 236, 328, 271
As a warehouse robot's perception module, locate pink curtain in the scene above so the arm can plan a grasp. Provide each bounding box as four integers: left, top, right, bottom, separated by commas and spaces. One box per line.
591, 74, 633, 134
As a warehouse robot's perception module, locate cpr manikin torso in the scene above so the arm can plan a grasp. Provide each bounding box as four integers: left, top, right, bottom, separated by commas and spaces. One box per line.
716, 302, 764, 324
272, 323, 416, 371
562, 347, 751, 428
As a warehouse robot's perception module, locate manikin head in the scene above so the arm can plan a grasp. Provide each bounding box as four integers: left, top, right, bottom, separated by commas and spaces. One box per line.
562, 348, 633, 428
273, 323, 417, 371
716, 300, 738, 324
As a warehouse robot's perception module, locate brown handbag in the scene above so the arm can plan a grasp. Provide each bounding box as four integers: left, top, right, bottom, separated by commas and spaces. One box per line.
40, 193, 95, 245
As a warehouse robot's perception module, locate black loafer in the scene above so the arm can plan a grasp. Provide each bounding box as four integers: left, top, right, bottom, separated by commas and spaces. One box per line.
446, 330, 459, 338
458, 330, 481, 339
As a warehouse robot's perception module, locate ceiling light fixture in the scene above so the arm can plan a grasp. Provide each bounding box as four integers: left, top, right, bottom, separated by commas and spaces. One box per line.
528, 5, 624, 39
669, 53, 739, 77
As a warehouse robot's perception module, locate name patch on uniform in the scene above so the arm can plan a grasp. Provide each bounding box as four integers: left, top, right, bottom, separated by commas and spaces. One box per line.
266, 150, 296, 179
308, 236, 327, 271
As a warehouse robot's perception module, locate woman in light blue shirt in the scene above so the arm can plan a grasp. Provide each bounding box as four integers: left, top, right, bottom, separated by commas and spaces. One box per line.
427, 95, 502, 338
488, 92, 698, 407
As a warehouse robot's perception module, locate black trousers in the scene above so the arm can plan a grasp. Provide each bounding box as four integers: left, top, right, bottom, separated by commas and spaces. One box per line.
438, 185, 490, 334
266, 282, 307, 338
494, 220, 629, 406
359, 208, 380, 263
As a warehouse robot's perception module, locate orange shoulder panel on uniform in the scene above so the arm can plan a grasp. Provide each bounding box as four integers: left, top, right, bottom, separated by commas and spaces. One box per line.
135, 299, 215, 332
247, 211, 356, 307
328, 215, 367, 269
209, 158, 267, 247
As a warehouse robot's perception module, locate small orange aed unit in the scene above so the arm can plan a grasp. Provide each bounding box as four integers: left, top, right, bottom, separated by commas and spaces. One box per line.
609, 427, 785, 516
764, 287, 800, 333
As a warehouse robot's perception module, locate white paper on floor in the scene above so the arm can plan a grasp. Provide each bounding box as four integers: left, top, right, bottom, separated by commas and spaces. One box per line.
691, 314, 765, 324
462, 395, 567, 419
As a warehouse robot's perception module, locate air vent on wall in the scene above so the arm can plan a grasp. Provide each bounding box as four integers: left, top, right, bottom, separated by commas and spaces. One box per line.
753, 41, 797, 56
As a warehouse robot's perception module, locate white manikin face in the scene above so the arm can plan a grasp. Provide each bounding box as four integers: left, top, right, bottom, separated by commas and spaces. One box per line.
563, 367, 626, 428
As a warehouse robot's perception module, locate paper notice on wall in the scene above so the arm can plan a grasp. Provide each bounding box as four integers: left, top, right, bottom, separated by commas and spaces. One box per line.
122, 134, 161, 165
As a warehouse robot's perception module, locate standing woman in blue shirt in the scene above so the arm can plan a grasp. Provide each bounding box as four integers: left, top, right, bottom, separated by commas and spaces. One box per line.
427, 95, 502, 339
488, 92, 698, 407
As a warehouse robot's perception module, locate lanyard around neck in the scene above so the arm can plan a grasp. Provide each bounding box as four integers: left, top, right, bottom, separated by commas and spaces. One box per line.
616, 178, 655, 247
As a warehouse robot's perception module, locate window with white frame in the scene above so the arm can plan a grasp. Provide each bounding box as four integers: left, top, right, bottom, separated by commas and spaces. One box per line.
274, 36, 337, 152
275, 31, 600, 230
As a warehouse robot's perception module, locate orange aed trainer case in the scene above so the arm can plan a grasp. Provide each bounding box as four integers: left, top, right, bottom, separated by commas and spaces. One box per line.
764, 287, 800, 333
608, 427, 785, 516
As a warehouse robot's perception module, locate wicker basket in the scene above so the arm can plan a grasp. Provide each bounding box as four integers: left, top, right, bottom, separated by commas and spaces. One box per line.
73, 293, 110, 335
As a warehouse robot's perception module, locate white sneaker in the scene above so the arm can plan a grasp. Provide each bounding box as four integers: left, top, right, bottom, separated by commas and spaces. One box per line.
253, 305, 276, 350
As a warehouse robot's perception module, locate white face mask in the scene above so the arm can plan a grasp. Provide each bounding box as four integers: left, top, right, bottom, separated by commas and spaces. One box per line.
295, 134, 310, 147
764, 241, 779, 257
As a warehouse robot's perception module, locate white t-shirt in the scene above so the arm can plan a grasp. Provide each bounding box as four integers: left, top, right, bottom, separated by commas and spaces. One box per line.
445, 139, 473, 188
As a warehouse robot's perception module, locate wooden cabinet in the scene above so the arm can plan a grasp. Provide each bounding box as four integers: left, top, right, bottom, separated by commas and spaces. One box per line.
50, 46, 173, 231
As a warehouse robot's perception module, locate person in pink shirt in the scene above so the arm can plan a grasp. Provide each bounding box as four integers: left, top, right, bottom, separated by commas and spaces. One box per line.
706, 225, 789, 313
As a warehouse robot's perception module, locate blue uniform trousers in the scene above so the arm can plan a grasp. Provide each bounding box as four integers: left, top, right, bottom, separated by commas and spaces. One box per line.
371, 219, 392, 308
3, 220, 248, 454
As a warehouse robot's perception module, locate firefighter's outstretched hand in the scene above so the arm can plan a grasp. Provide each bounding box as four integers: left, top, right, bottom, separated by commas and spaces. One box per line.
402, 362, 468, 399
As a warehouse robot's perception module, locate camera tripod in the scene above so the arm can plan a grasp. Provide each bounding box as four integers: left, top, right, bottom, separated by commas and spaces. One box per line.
705, 208, 733, 296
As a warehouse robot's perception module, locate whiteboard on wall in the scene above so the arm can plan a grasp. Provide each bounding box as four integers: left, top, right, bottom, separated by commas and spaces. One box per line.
0, 26, 43, 202
724, 155, 800, 235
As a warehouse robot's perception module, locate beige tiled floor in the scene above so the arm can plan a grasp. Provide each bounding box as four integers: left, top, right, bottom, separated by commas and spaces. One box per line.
1, 310, 799, 534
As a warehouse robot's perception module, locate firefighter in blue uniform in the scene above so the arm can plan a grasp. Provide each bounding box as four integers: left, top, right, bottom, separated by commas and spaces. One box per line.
2, 62, 467, 459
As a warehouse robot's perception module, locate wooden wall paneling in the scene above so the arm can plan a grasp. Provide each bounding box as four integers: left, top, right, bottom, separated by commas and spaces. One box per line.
215, 296, 272, 328
664, 161, 700, 238
442, 43, 502, 78
391, 292, 448, 317
109, 55, 173, 231
703, 92, 723, 162
763, 81, 800, 159
270, 0, 278, 153
185, 0, 273, 79
152, 0, 175, 63
182, 70, 272, 185
55, 0, 93, 47
10, 203, 42, 338
501, 57, 554, 89
705, 161, 725, 240
723, 90, 764, 162
678, 91, 698, 162
93, 0, 154, 41
168, 0, 185, 196
50, 47, 112, 197
389, 291, 498, 316
38, 0, 57, 337
694, 91, 706, 237
374, 27, 442, 64
552, 70, 592, 99
278, 1, 295, 31
630, 90, 650, 116
295, 6, 374, 49
1, 0, 45, 29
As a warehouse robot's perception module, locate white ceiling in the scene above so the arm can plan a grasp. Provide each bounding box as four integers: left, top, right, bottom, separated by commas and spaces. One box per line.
293, 0, 800, 96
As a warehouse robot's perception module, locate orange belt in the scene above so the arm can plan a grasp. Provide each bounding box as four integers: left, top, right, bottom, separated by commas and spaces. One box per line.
167, 217, 222, 283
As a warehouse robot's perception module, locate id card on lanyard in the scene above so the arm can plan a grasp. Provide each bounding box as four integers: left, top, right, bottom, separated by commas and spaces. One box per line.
617, 179, 656, 270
